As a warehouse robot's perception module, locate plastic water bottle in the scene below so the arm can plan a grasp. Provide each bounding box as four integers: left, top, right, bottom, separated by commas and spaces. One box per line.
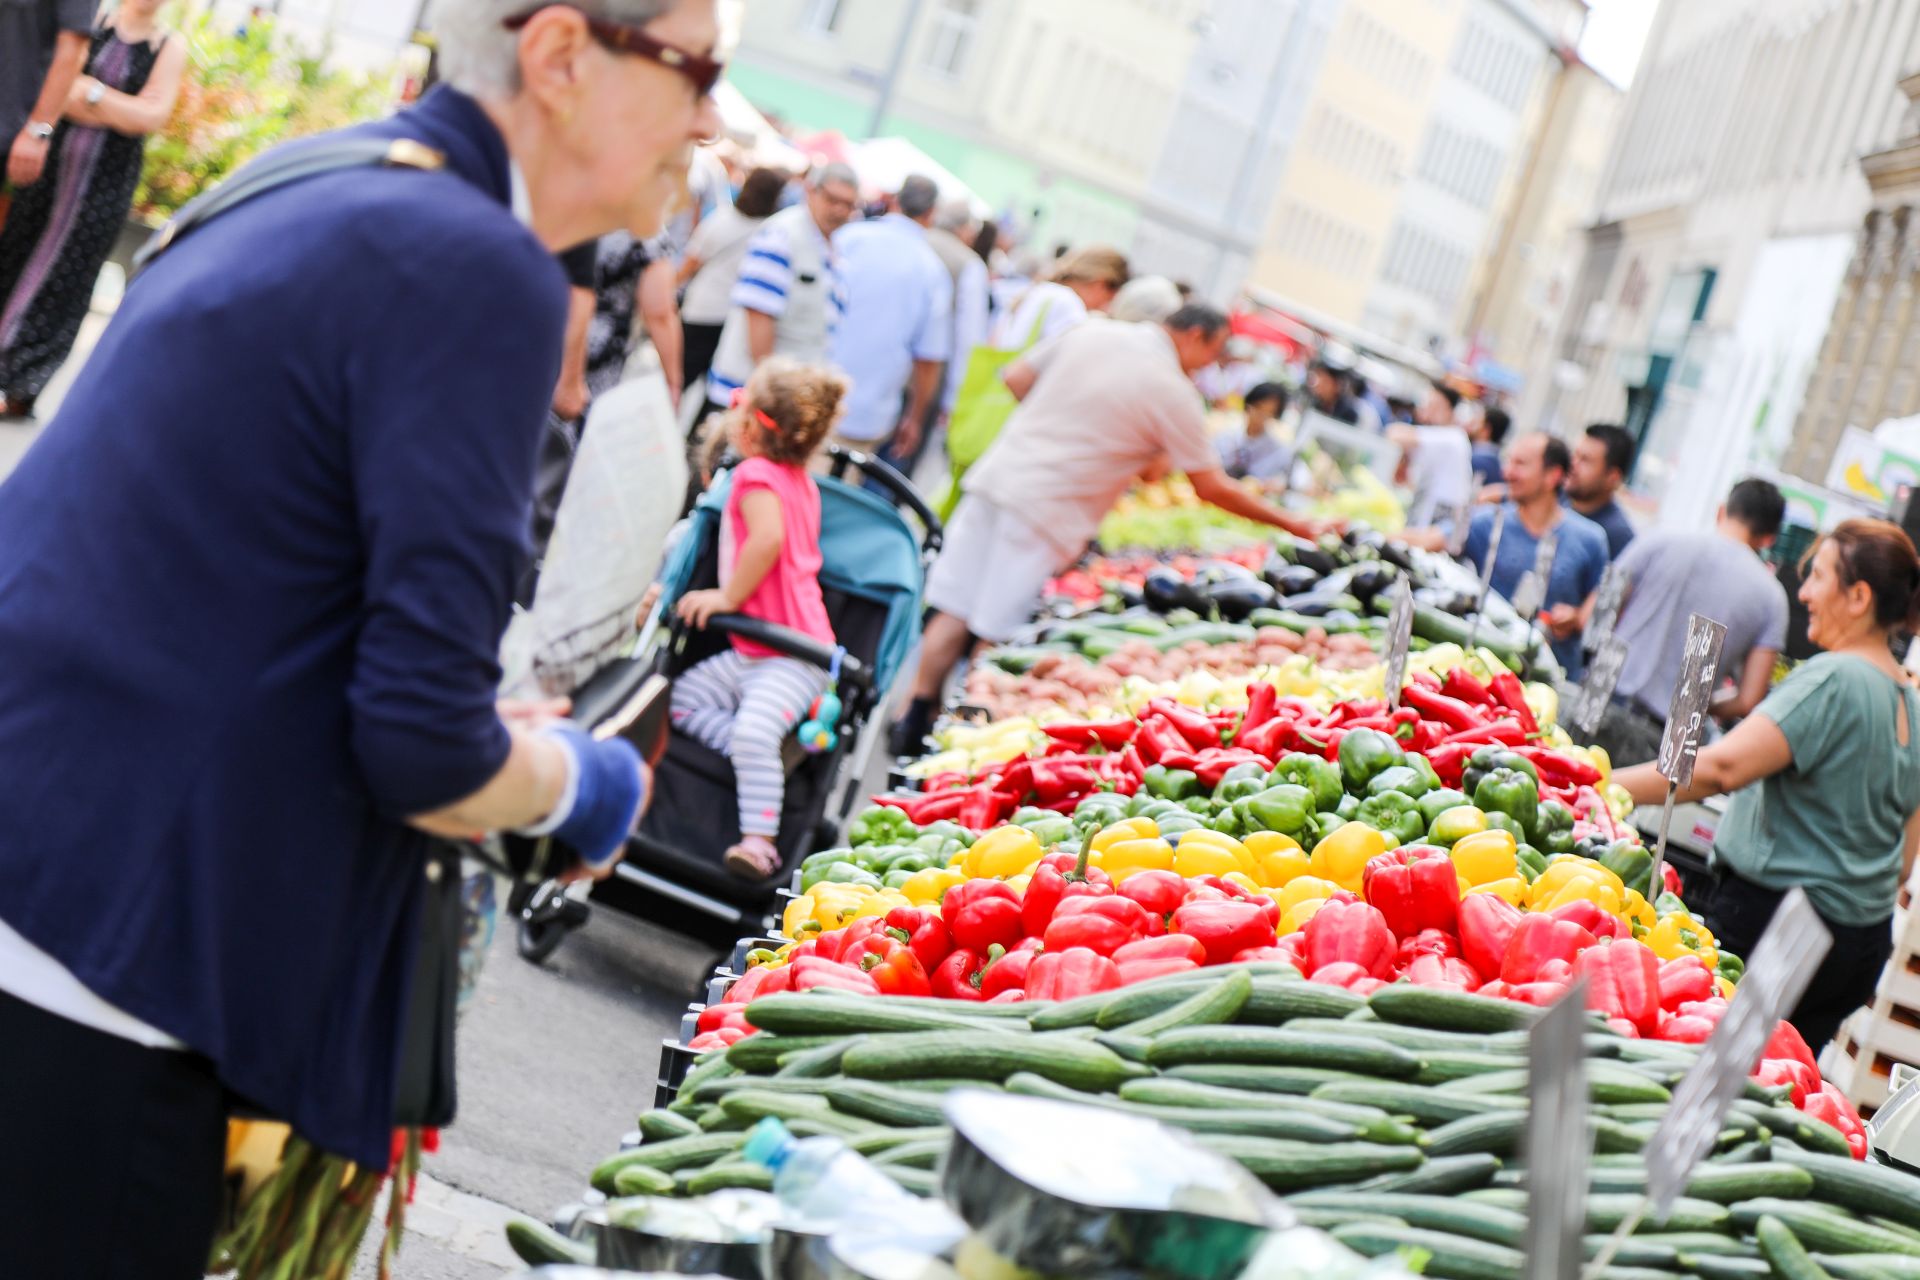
741, 1117, 916, 1226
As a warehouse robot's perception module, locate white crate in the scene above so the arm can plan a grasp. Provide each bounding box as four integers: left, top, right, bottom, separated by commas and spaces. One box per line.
1823, 1009, 1892, 1113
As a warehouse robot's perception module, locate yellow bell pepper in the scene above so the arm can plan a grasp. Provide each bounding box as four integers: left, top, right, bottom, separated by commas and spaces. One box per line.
1005, 873, 1033, 896
1243, 831, 1308, 887
900, 866, 964, 906
1648, 913, 1719, 969
1530, 875, 1624, 916
1222, 871, 1265, 897
1174, 843, 1246, 878
1178, 829, 1247, 855
964, 826, 1043, 880
1098, 837, 1176, 881
1309, 823, 1385, 892
847, 888, 909, 921
946, 848, 969, 868
1090, 817, 1160, 853
1277, 875, 1341, 913
1621, 889, 1656, 932
1279, 896, 1332, 935
1531, 856, 1626, 903
781, 884, 868, 935
1716, 975, 1736, 1000
1449, 830, 1518, 886
1466, 878, 1527, 907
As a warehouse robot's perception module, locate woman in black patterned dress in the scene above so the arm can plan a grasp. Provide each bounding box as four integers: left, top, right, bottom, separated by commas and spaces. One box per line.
0, 0, 185, 420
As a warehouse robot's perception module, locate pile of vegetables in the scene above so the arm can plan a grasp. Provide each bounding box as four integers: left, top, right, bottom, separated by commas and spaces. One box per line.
1097, 469, 1403, 550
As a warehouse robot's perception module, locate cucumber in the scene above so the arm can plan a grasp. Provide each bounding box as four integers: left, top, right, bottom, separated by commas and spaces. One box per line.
1437, 1064, 1671, 1105
1126, 969, 1252, 1038
1291, 1191, 1525, 1246
1239, 974, 1368, 1023
696, 1105, 749, 1132
1356, 1153, 1501, 1194
1680, 1162, 1814, 1204
690, 1075, 842, 1103
845, 1125, 950, 1157
1292, 1208, 1409, 1231
1415, 1051, 1531, 1084
1816, 1256, 1920, 1280
858, 993, 1032, 1018
1681, 1258, 1775, 1280
610, 1164, 680, 1196
824, 1080, 949, 1128
1034, 965, 1297, 1032
1163, 1063, 1373, 1095
842, 1030, 1143, 1092
1147, 1027, 1422, 1077
717, 1089, 834, 1124
1587, 1192, 1730, 1235
1331, 1222, 1523, 1279
1729, 1200, 1920, 1257
637, 1108, 703, 1141
505, 1218, 592, 1266
1088, 975, 1221, 1030
1368, 984, 1539, 1033
1093, 1032, 1154, 1063
679, 1161, 776, 1194
1002, 1072, 1366, 1142
1426, 1111, 1528, 1157
1281, 1017, 1501, 1054
1116, 1078, 1422, 1145
1463, 1188, 1525, 1209
745, 992, 1021, 1037
1312, 1080, 1525, 1125
880, 1164, 936, 1196
590, 1133, 746, 1191
669, 1052, 737, 1108
1591, 1117, 1649, 1154
1770, 1143, 1920, 1230
1196, 1135, 1424, 1192
1581, 1237, 1681, 1269
869, 1137, 950, 1170
725, 1033, 839, 1074
775, 1039, 854, 1078
1760, 1215, 1838, 1280
1641, 1233, 1762, 1257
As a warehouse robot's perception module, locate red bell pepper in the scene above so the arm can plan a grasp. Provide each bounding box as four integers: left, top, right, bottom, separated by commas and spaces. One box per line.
1405, 953, 1483, 991
1507, 980, 1572, 1007
1658, 1012, 1717, 1043
1766, 1021, 1821, 1081
1025, 947, 1123, 1001
1171, 898, 1276, 965
1575, 938, 1661, 1038
1535, 957, 1575, 985
884, 906, 953, 973
1363, 847, 1460, 939
1499, 913, 1597, 985
1022, 847, 1113, 937
1487, 672, 1539, 736
1302, 899, 1397, 980
978, 938, 1044, 1000
1272, 932, 1309, 965
1232, 945, 1296, 964
1400, 685, 1486, 734
931, 948, 985, 1001
1044, 896, 1151, 956
1396, 928, 1461, 967
986, 988, 1027, 1003
1308, 961, 1386, 994
1117, 869, 1188, 927
1604, 1016, 1641, 1038
1803, 1083, 1869, 1159
1113, 933, 1205, 984
697, 1002, 752, 1034
1439, 669, 1493, 708
790, 955, 881, 994
1458, 892, 1525, 984
1657, 956, 1716, 1011
1754, 1057, 1819, 1108
1548, 899, 1625, 942
860, 942, 933, 997
945, 880, 1025, 953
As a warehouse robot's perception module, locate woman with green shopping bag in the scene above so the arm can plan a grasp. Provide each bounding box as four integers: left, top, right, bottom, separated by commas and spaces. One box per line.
935, 244, 1129, 518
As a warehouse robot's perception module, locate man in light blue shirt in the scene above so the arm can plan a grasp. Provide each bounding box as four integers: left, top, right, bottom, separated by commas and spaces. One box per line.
829, 175, 953, 461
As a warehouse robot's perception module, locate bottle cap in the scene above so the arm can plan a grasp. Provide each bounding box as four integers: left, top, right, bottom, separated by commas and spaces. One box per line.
741, 1116, 793, 1171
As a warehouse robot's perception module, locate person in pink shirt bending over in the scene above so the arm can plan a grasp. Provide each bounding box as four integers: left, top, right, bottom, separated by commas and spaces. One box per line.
673, 358, 848, 878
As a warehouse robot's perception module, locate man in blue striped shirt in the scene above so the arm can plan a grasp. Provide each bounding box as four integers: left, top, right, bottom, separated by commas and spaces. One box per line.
705, 162, 856, 412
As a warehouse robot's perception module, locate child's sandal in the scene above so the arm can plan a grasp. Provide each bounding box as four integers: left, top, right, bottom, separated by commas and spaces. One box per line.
724, 839, 782, 880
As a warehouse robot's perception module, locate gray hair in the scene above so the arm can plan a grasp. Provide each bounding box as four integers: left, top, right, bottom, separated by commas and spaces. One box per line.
811, 161, 858, 192
1109, 275, 1182, 324
432, 0, 672, 99
933, 198, 974, 233
897, 174, 938, 219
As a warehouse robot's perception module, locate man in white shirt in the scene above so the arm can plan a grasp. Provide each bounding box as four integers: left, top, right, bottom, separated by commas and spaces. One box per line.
828, 175, 953, 463
704, 162, 857, 413
1390, 382, 1475, 528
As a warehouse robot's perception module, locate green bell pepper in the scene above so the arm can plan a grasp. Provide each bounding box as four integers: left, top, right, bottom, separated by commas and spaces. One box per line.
1516, 844, 1549, 883
1573, 833, 1612, 861
1484, 811, 1524, 838
1417, 788, 1472, 828
1019, 817, 1074, 848
1182, 796, 1216, 816
1654, 892, 1689, 917
1270, 753, 1345, 813
1143, 764, 1204, 802
1462, 746, 1539, 797
920, 820, 974, 849
1010, 806, 1052, 827
1207, 808, 1245, 837
849, 807, 914, 847
1472, 768, 1539, 840
804, 860, 883, 892
1303, 812, 1348, 853
1214, 768, 1271, 806
875, 850, 938, 875
1338, 728, 1406, 796
1716, 951, 1744, 983
1597, 840, 1654, 899
1235, 784, 1315, 837
1406, 754, 1442, 795
1533, 799, 1577, 857
1366, 765, 1432, 800
1155, 812, 1206, 838
1354, 791, 1426, 845
882, 869, 916, 890
1335, 793, 1361, 820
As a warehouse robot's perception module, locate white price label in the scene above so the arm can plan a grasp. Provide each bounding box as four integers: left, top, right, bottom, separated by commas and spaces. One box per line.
1526, 979, 1592, 1280
1384, 578, 1415, 709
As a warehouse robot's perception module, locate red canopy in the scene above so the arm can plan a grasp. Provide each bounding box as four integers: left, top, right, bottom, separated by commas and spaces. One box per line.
795, 129, 852, 166
1230, 311, 1309, 360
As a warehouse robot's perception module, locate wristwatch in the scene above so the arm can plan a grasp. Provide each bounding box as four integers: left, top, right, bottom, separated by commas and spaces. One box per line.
24, 121, 53, 141
86, 80, 106, 106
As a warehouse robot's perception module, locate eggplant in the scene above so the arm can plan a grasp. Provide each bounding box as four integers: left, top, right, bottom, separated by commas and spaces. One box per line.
1347, 562, 1401, 607
1204, 577, 1277, 622
1142, 567, 1208, 615
1414, 585, 1477, 617
1273, 535, 1340, 577
1195, 560, 1260, 583
1280, 590, 1365, 618
1108, 582, 1144, 609
1265, 562, 1322, 596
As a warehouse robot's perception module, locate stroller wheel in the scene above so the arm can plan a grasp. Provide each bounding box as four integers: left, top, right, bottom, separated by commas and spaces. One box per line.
517, 882, 589, 965
506, 879, 537, 916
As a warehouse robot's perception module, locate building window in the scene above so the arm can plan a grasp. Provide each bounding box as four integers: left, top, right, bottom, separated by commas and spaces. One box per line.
802, 0, 844, 35
923, 0, 980, 77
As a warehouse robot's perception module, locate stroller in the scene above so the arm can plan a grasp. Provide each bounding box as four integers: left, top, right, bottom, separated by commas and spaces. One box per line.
515, 447, 940, 957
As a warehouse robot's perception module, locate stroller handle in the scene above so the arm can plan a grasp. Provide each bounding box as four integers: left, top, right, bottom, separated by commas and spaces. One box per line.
682, 614, 869, 688
825, 444, 944, 556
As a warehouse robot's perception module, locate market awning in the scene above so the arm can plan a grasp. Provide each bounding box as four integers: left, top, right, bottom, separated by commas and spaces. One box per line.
848, 136, 990, 217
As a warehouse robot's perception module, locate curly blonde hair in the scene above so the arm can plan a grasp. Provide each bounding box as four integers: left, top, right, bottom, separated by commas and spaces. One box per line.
720, 357, 850, 467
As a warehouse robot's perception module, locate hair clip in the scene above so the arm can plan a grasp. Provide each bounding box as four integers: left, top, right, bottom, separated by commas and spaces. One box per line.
729, 387, 781, 433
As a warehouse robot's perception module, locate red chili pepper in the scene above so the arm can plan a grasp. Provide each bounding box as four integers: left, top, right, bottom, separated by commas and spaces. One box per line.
1147, 698, 1223, 749
878, 790, 967, 825
1192, 748, 1274, 789
1171, 898, 1276, 965
931, 948, 985, 1001
1328, 699, 1386, 727
1439, 669, 1493, 707
1499, 913, 1597, 985
790, 955, 882, 994
1299, 726, 1348, 761
1044, 896, 1150, 956
884, 906, 954, 973
1042, 719, 1138, 750
1514, 746, 1602, 788
1029, 761, 1101, 805
999, 760, 1034, 798
1235, 718, 1287, 760
1423, 743, 1475, 787
1487, 672, 1539, 736
1362, 847, 1461, 939
960, 782, 1014, 831
1240, 683, 1280, 735
978, 938, 1043, 1000
1766, 1021, 1821, 1081
1025, 947, 1123, 1000
1405, 953, 1483, 991
1401, 685, 1487, 734
1112, 743, 1147, 784
1409, 670, 1443, 692
1441, 719, 1527, 746
1157, 749, 1201, 772
1547, 899, 1625, 941
1116, 869, 1188, 926
1753, 1057, 1819, 1108
944, 880, 1025, 953
1022, 847, 1114, 938
1302, 899, 1397, 980
1396, 928, 1462, 968
1575, 937, 1661, 1037
1458, 892, 1525, 984
1657, 956, 1716, 1011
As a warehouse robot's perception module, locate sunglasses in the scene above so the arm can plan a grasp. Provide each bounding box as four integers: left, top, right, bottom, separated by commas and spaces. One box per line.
503, 6, 726, 98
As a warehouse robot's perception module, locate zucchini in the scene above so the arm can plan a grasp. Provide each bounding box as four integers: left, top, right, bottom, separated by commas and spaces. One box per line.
1313, 1080, 1524, 1125
679, 1161, 776, 1194
1426, 1111, 1528, 1157
1416, 1051, 1531, 1085
1368, 984, 1539, 1033
1761, 1214, 1839, 1280
1146, 1026, 1422, 1077
1729, 1200, 1920, 1257
745, 992, 1021, 1037
1331, 1222, 1523, 1279
1587, 1192, 1730, 1235
590, 1133, 745, 1191
1002, 1072, 1365, 1143
724, 1033, 839, 1074
825, 1080, 948, 1128
1117, 1078, 1421, 1145
1125, 969, 1252, 1037
1162, 1063, 1372, 1095
505, 1218, 592, 1266
1770, 1143, 1920, 1230
610, 1164, 680, 1196
637, 1108, 703, 1141
1291, 1191, 1525, 1246
842, 1030, 1143, 1092
1357, 1153, 1501, 1195
1196, 1135, 1424, 1192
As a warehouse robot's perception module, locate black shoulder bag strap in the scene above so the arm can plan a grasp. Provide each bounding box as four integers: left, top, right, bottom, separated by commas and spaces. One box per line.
130, 136, 444, 280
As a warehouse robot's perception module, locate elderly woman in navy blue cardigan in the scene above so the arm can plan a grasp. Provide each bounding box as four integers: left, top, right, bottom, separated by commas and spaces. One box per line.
0, 1, 721, 1273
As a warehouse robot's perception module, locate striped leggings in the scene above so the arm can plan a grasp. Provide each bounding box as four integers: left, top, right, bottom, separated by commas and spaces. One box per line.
670, 650, 828, 839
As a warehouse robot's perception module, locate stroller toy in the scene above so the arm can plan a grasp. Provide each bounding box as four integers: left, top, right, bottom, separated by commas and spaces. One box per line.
797, 652, 845, 753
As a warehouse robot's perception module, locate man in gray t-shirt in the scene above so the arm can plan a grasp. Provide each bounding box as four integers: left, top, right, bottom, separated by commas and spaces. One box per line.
1588, 479, 1789, 765
2, 0, 91, 192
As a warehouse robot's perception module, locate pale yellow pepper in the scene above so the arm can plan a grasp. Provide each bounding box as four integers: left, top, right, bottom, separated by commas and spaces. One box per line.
1465, 878, 1527, 907
1531, 856, 1626, 903
964, 826, 1043, 880
1278, 896, 1331, 935
1098, 837, 1176, 881
900, 866, 965, 907
1449, 830, 1519, 887
1276, 876, 1341, 913
1309, 823, 1385, 893
1090, 817, 1160, 852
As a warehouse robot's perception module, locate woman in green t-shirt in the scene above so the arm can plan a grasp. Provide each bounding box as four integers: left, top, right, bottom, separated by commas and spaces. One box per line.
1617, 519, 1920, 1051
